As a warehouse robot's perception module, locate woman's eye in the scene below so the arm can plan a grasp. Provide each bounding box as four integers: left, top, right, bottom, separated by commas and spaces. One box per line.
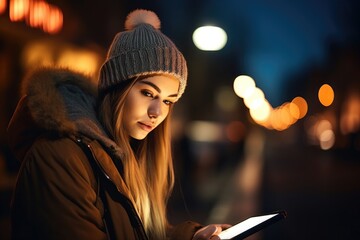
141, 90, 153, 98
163, 100, 174, 106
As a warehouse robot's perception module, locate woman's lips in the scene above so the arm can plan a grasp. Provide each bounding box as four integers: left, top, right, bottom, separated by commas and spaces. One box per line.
138, 122, 154, 132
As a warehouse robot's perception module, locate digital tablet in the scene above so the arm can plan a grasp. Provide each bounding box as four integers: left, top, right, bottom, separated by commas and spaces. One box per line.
218, 210, 287, 239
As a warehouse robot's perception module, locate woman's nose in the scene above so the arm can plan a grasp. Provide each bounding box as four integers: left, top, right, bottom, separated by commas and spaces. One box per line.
148, 99, 162, 119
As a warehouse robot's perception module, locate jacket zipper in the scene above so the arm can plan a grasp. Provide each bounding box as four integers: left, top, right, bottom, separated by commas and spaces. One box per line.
77, 138, 148, 240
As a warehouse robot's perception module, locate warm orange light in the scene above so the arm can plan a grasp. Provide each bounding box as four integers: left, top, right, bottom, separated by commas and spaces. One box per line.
282, 102, 297, 125
58, 49, 101, 76
291, 96, 308, 119
43, 5, 63, 34
340, 92, 360, 134
27, 0, 48, 28
269, 109, 288, 131
278, 106, 292, 128
289, 102, 300, 120
318, 84, 334, 107
0, 0, 6, 15
22, 40, 54, 68
9, 0, 30, 21
8, 0, 63, 34
22, 40, 102, 78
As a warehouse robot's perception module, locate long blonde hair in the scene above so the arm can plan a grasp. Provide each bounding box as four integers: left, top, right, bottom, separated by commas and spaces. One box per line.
99, 77, 175, 239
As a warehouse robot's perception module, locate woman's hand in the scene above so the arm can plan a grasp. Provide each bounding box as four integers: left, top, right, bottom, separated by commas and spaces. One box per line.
192, 224, 231, 240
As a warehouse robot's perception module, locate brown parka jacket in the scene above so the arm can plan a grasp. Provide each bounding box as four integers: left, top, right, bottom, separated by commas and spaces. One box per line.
7, 68, 202, 240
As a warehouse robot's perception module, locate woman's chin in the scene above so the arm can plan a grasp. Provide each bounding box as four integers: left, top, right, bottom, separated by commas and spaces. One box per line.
130, 132, 148, 140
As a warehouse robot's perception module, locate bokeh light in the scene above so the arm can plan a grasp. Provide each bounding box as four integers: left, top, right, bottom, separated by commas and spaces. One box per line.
233, 75, 311, 131
340, 92, 360, 134
42, 5, 63, 34
318, 84, 334, 107
291, 96, 308, 119
319, 129, 335, 150
0, 0, 7, 15
186, 121, 223, 142
243, 87, 265, 109
8, 0, 62, 34
289, 102, 300, 120
316, 119, 332, 139
9, 0, 29, 21
233, 75, 256, 98
22, 40, 102, 77
27, 0, 47, 28
57, 49, 100, 76
193, 26, 228, 51
249, 100, 272, 123
282, 102, 297, 125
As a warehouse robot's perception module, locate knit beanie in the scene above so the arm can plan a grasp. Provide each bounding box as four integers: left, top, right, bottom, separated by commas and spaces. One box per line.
99, 9, 187, 101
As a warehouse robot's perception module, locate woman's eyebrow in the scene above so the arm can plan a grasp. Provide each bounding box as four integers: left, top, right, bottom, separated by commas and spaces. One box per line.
139, 80, 178, 98
140, 80, 161, 93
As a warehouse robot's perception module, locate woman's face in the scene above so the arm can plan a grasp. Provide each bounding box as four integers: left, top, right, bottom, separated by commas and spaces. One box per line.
123, 75, 180, 140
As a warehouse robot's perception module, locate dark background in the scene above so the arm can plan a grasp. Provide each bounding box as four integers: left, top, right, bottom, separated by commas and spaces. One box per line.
1, 1, 360, 239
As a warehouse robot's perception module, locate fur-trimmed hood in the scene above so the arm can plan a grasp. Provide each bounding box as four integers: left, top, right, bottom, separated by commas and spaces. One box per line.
7, 68, 123, 162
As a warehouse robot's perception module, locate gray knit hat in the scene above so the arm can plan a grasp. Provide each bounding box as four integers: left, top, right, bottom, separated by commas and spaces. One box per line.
99, 9, 187, 101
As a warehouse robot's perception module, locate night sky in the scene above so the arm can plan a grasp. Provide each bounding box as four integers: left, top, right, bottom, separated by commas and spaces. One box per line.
181, 0, 359, 106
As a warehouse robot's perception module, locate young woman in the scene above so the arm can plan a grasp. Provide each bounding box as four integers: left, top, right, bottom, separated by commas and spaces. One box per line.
7, 9, 229, 240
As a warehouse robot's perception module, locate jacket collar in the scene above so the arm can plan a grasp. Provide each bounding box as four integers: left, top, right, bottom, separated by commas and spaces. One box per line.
8, 67, 124, 162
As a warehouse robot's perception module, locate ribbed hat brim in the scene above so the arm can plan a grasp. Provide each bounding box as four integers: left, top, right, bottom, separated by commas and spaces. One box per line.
99, 46, 187, 100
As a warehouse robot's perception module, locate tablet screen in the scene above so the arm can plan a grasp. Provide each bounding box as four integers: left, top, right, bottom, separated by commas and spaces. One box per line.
218, 211, 286, 239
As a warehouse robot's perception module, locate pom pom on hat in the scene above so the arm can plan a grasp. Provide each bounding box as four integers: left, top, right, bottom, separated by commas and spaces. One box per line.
125, 9, 161, 30
99, 9, 188, 101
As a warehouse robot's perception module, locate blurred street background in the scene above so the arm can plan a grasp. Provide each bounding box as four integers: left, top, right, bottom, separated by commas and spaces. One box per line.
1, 0, 359, 239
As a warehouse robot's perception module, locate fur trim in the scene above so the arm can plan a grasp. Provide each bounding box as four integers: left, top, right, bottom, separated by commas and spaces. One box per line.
21, 67, 98, 135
